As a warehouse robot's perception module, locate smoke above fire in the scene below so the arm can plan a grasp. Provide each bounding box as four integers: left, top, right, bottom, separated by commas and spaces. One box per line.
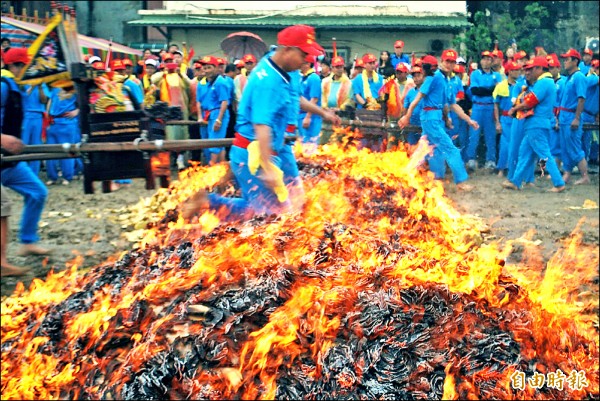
2, 134, 598, 400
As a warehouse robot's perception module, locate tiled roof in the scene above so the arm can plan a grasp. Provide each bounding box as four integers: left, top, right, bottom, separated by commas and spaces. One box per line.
128, 14, 469, 30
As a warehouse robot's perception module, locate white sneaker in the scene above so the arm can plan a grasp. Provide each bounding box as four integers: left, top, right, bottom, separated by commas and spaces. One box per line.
466, 160, 477, 170
484, 161, 496, 170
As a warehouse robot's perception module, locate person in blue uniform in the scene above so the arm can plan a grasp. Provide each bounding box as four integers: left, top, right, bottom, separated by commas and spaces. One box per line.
20, 82, 49, 175
558, 49, 590, 185
298, 55, 322, 154
352, 53, 383, 109
581, 59, 599, 164
547, 53, 567, 166
401, 65, 425, 146
399, 52, 479, 191
502, 57, 565, 192
493, 61, 521, 176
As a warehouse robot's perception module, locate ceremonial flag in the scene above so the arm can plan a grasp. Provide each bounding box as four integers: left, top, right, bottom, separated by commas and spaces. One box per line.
17, 13, 70, 86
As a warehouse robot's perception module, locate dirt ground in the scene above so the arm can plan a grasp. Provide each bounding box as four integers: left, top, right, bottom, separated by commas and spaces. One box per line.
1, 161, 598, 299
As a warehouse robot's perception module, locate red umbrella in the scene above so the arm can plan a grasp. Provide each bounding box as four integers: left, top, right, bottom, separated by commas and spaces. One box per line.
220, 31, 267, 60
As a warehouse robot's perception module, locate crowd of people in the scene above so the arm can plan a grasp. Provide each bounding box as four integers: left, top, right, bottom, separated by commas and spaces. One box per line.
1, 27, 599, 277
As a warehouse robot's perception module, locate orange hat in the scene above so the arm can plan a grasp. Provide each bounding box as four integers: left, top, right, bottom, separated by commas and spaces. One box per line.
546, 53, 560, 68
362, 53, 377, 63
411, 66, 423, 74
394, 40, 404, 48
481, 50, 493, 58
3, 47, 30, 65
504, 60, 521, 72
421, 55, 438, 66
523, 56, 548, 69
122, 58, 133, 67
441, 49, 457, 62
161, 53, 174, 62
354, 59, 365, 68
492, 49, 504, 59
110, 59, 126, 71
583, 48, 593, 56
277, 25, 324, 57
235, 59, 245, 68
200, 55, 219, 66
395, 63, 409, 72
331, 56, 345, 67
413, 57, 422, 67
560, 48, 581, 60
242, 54, 257, 64
453, 64, 465, 74
513, 50, 528, 61
216, 57, 226, 65
591, 59, 599, 68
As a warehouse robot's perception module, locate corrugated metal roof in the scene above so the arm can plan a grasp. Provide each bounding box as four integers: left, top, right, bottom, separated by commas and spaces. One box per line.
128, 14, 470, 30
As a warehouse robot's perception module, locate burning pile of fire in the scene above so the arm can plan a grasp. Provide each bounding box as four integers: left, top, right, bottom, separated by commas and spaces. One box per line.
2, 129, 598, 400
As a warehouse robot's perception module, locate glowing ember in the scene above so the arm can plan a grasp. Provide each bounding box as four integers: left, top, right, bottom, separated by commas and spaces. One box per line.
1, 133, 598, 400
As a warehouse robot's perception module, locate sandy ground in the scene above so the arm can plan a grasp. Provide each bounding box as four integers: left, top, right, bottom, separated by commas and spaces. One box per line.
1, 160, 599, 299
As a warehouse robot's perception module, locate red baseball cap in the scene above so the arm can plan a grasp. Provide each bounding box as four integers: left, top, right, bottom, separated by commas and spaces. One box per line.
161, 53, 174, 62
304, 54, 316, 64
411, 66, 423, 74
513, 50, 527, 61
193, 62, 203, 69
421, 55, 438, 66
277, 25, 324, 57
122, 58, 134, 67
394, 40, 404, 48
110, 59, 126, 71
235, 59, 245, 68
560, 48, 582, 60
355, 59, 365, 68
395, 63, 409, 72
591, 59, 599, 68
523, 56, 548, 69
453, 64, 465, 74
200, 55, 219, 66
504, 61, 521, 72
362, 53, 377, 63
242, 54, 257, 64
481, 50, 493, 58
216, 57, 226, 65
583, 48, 593, 56
91, 61, 104, 70
413, 57, 422, 66
3, 47, 30, 65
331, 56, 345, 67
441, 49, 457, 62
492, 49, 504, 59
546, 54, 560, 68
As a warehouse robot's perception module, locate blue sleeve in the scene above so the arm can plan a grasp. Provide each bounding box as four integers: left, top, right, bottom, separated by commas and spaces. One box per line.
574, 73, 587, 99
215, 80, 229, 103
586, 74, 599, 88
41, 83, 51, 98
307, 74, 321, 100
404, 90, 413, 108
468, 70, 480, 88
0, 81, 8, 128
420, 76, 433, 96
531, 79, 550, 102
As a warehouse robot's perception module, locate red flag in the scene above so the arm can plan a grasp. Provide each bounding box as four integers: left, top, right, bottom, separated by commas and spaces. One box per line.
187, 46, 195, 64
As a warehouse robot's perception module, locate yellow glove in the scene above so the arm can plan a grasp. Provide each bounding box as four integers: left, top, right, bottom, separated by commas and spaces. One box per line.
247, 141, 289, 203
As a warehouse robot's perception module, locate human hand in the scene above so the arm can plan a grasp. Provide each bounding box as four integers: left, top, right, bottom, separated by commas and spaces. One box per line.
495, 121, 502, 134
214, 119, 222, 130
398, 115, 409, 129
0, 134, 25, 154
468, 118, 479, 130
302, 115, 311, 129
570, 117, 580, 130
322, 109, 341, 125
445, 116, 454, 130
259, 166, 279, 190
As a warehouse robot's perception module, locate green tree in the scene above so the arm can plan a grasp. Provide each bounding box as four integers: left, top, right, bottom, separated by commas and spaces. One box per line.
453, 10, 492, 60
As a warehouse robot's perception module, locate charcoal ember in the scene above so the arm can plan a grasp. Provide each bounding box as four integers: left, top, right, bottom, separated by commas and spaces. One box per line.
175, 241, 195, 269
35, 291, 94, 346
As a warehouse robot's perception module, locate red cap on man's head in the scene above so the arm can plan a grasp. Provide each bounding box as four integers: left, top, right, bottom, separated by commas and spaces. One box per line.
504, 61, 521, 72
523, 56, 548, 69
411, 66, 423, 74
304, 54, 316, 64
242, 54, 257, 64
3, 47, 30, 65
421, 55, 438, 66
583, 48, 593, 56
481, 50, 493, 58
193, 62, 203, 69
441, 49, 457, 62
546, 54, 560, 68
354, 59, 365, 68
453, 64, 465, 74
161, 53, 174, 62
513, 50, 527, 61
413, 57, 422, 67
331, 56, 345, 67
91, 61, 104, 71
591, 59, 599, 68
200, 55, 219, 66
362, 53, 377, 63
492, 49, 504, 59
216, 57, 226, 65
110, 59, 126, 71
560, 48, 582, 60
395, 63, 409, 72
122, 58, 133, 67
277, 25, 324, 57
394, 40, 404, 48
235, 59, 245, 68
